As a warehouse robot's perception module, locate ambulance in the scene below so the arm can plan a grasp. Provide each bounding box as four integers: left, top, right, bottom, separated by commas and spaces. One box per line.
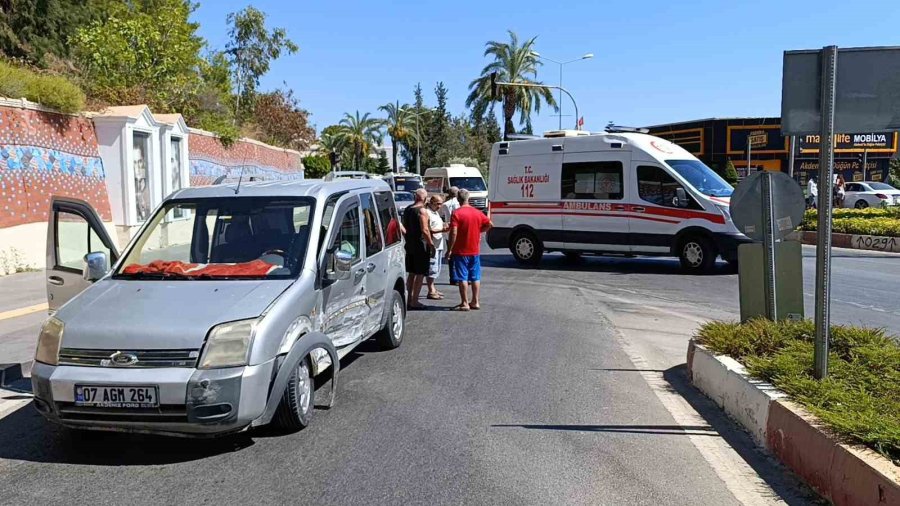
486, 128, 750, 273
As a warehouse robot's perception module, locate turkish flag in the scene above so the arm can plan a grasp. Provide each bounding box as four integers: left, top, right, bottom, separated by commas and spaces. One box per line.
577, 117, 584, 128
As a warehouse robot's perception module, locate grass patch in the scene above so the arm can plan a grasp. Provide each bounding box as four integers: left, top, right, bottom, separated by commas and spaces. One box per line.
696, 319, 900, 463
0, 60, 85, 113
802, 207, 900, 237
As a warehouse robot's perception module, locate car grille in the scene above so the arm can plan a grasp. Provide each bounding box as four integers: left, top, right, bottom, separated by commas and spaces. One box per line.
470, 197, 487, 208
58, 348, 199, 368
56, 402, 189, 423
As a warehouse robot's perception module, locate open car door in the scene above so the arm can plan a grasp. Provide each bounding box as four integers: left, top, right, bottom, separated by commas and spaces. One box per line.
46, 197, 119, 311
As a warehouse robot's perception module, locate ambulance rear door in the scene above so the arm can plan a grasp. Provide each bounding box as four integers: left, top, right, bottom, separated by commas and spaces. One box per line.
490, 141, 563, 248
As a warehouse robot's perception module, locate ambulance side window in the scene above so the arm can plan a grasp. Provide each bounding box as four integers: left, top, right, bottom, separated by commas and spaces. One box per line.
560, 161, 623, 200
637, 166, 701, 209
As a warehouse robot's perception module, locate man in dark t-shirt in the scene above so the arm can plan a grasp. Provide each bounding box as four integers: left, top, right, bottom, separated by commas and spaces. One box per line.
446, 189, 492, 311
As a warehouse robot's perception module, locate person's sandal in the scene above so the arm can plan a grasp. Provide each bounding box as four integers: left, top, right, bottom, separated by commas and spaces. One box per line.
427, 293, 444, 300
451, 304, 470, 312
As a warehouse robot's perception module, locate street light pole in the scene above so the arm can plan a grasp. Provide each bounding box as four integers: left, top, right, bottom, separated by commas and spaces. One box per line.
531, 51, 594, 130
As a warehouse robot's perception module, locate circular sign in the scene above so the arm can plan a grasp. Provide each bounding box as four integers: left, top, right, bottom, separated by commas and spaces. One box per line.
730, 171, 806, 242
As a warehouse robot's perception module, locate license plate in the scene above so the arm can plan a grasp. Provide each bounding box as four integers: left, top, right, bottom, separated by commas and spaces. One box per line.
74, 385, 159, 408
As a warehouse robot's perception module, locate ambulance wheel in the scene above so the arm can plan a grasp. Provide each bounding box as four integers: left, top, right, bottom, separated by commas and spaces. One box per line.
678, 235, 716, 273
510, 231, 543, 265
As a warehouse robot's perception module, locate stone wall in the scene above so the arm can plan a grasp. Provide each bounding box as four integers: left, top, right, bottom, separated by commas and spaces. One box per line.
0, 104, 112, 229
188, 128, 304, 186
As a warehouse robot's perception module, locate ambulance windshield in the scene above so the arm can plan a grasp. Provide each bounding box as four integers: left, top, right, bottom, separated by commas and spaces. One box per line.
665, 160, 734, 198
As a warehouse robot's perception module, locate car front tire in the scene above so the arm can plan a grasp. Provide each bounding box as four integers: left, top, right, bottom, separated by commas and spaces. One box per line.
678, 235, 716, 274
274, 356, 314, 431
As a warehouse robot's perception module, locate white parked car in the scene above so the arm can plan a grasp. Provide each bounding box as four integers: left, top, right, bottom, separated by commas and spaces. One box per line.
394, 191, 415, 213
842, 181, 900, 208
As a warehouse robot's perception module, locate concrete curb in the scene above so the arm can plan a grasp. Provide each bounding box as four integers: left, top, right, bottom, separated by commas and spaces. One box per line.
798, 230, 900, 253
687, 340, 900, 506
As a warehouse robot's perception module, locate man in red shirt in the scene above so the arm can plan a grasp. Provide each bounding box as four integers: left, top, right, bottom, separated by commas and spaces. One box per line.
446, 189, 493, 311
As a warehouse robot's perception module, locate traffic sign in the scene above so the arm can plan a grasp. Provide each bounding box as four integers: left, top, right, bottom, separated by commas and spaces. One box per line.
729, 171, 805, 242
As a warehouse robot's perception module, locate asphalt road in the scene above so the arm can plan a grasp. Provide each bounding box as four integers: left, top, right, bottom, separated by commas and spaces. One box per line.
0, 248, 848, 505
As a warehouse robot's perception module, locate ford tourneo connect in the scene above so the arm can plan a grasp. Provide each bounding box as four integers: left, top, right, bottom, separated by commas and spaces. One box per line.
33, 179, 407, 436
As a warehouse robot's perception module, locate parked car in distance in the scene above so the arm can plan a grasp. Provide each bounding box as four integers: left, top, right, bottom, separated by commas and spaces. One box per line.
394, 191, 414, 213
842, 181, 900, 208
382, 172, 423, 192
33, 179, 407, 437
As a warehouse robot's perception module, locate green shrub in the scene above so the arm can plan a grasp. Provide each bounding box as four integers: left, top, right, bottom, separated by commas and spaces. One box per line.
696, 319, 900, 463
301, 155, 331, 179
0, 61, 85, 113
801, 207, 900, 236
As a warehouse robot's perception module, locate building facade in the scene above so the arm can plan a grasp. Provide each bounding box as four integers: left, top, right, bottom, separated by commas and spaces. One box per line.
646, 117, 897, 185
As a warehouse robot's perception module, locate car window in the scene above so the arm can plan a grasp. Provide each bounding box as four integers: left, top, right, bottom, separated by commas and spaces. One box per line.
637, 165, 701, 209
561, 161, 624, 200
375, 191, 402, 246
333, 206, 361, 263
56, 210, 111, 270
846, 183, 861, 192
360, 192, 384, 256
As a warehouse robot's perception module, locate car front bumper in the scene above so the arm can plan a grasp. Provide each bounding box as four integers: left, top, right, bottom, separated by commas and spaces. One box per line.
31, 359, 274, 437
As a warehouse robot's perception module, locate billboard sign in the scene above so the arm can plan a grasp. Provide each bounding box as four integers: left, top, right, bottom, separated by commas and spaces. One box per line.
727, 125, 788, 154
798, 131, 897, 153
782, 46, 900, 135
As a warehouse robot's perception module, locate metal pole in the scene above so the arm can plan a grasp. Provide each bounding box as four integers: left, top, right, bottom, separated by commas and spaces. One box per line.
862, 148, 868, 178
415, 110, 421, 175
747, 141, 752, 174
558, 64, 563, 130
788, 135, 797, 179
814, 45, 838, 380
761, 172, 778, 320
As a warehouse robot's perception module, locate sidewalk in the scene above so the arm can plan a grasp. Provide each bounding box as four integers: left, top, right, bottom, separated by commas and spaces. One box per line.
0, 271, 47, 384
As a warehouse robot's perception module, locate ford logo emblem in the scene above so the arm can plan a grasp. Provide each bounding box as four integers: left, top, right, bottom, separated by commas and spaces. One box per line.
109, 351, 138, 366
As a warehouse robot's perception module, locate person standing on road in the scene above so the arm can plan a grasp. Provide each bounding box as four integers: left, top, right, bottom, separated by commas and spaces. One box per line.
403, 188, 434, 310
441, 186, 461, 285
446, 189, 493, 311
807, 176, 818, 209
425, 195, 449, 300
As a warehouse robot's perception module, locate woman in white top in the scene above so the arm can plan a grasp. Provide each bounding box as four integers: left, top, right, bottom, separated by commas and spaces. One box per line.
425, 195, 449, 299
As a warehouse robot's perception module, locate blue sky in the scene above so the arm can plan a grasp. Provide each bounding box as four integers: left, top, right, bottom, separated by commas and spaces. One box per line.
192, 0, 900, 135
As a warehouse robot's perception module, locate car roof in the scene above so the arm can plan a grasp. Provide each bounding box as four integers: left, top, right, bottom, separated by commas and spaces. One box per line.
169, 178, 391, 201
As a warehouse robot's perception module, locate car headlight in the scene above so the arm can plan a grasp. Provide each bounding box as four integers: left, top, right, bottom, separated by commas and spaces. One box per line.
199, 319, 257, 369
36, 317, 64, 365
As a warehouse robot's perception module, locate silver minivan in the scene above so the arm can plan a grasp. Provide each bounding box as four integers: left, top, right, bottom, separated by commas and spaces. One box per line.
32, 179, 407, 436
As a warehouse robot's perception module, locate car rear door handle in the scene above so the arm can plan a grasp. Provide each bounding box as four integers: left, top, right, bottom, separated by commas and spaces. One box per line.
366, 262, 376, 273
48, 276, 64, 286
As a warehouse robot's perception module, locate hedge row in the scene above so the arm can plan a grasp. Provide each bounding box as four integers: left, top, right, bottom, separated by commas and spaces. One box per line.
696, 319, 900, 463
0, 60, 85, 113
801, 207, 900, 237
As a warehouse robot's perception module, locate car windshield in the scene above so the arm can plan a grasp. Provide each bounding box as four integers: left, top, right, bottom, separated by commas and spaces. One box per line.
393, 177, 421, 191
449, 176, 486, 192
394, 192, 414, 201
868, 182, 896, 191
115, 197, 314, 280
665, 159, 734, 197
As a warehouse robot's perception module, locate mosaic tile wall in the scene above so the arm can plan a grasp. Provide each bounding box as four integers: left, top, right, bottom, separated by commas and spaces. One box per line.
189, 132, 304, 186
0, 107, 112, 228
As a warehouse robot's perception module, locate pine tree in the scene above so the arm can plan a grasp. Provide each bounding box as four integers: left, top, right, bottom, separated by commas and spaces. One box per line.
724, 160, 739, 185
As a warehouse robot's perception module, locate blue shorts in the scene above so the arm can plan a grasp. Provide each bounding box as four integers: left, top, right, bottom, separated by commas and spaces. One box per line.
451, 255, 481, 282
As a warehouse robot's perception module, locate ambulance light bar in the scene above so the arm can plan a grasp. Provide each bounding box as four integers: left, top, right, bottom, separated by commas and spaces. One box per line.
604, 125, 649, 134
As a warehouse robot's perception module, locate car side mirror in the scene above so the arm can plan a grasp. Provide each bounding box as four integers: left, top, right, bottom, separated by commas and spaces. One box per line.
674, 188, 690, 208
83, 251, 110, 282
325, 248, 353, 281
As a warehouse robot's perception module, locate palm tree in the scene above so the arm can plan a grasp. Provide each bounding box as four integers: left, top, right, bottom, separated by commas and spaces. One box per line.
316, 131, 346, 169
336, 111, 384, 170
379, 101, 417, 173
466, 30, 557, 139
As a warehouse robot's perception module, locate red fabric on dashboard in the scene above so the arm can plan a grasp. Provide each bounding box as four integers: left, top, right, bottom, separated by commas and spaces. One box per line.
121, 259, 277, 277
